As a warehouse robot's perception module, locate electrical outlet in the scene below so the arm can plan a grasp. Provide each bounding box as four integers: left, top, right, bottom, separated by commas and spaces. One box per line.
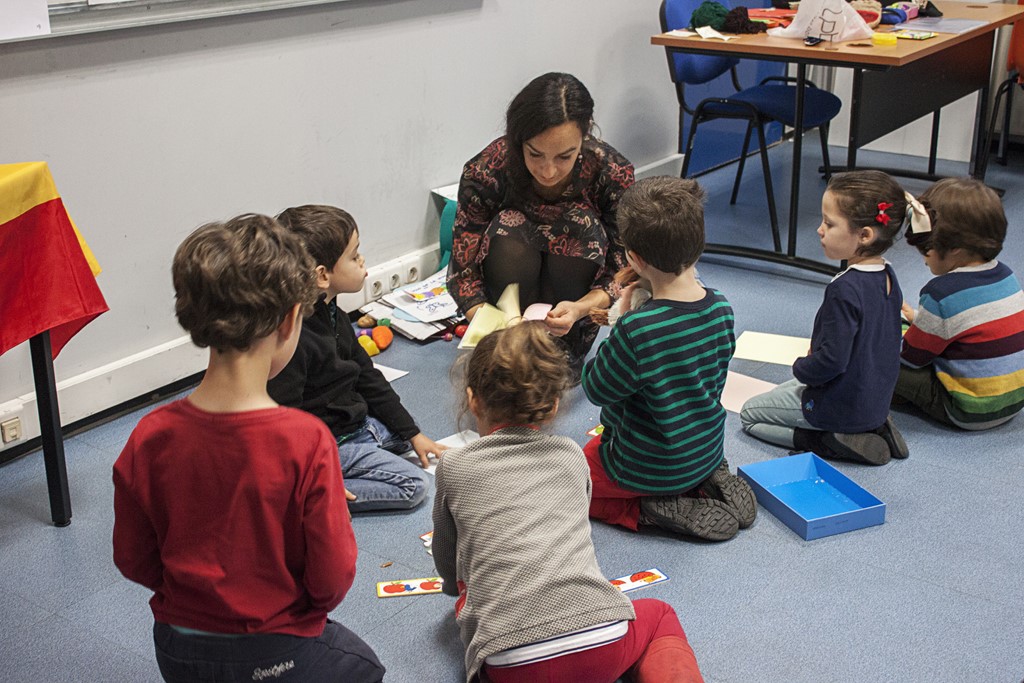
1, 417, 22, 444
399, 255, 421, 285
364, 264, 392, 302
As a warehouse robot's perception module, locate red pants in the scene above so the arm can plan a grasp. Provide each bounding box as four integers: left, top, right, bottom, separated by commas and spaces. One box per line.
585, 435, 648, 531
482, 599, 699, 683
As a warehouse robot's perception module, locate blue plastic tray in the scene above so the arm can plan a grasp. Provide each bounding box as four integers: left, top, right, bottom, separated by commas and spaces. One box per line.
738, 453, 885, 540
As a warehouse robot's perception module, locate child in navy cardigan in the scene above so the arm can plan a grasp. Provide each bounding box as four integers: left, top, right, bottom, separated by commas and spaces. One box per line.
741, 171, 910, 465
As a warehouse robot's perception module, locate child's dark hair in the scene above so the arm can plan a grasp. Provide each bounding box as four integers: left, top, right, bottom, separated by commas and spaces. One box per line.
463, 322, 570, 426
173, 214, 318, 352
276, 205, 358, 269
505, 72, 594, 196
906, 177, 1006, 260
617, 176, 706, 274
826, 170, 907, 257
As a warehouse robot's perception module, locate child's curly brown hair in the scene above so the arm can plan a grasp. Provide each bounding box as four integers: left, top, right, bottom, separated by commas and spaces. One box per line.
461, 322, 570, 426
173, 214, 318, 352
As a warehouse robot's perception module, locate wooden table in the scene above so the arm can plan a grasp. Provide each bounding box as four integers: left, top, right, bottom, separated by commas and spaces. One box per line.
0, 162, 108, 526
653, 1, 1024, 274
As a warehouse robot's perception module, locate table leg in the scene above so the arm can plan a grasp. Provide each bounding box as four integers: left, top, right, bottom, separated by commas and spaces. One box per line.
847, 68, 863, 170
787, 63, 807, 258
28, 331, 72, 527
969, 81, 991, 180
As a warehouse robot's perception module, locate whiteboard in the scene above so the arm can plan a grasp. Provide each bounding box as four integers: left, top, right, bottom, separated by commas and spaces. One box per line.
26, 0, 359, 41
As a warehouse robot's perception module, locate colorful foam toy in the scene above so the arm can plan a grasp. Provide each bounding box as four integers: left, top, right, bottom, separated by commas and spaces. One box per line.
357, 335, 380, 357
371, 325, 394, 351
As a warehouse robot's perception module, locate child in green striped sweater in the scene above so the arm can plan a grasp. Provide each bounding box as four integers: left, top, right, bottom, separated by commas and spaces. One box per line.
581, 176, 755, 542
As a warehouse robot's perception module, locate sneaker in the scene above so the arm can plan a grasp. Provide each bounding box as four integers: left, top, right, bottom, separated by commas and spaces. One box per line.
639, 496, 740, 541
819, 430, 892, 466
698, 459, 757, 528
878, 415, 909, 459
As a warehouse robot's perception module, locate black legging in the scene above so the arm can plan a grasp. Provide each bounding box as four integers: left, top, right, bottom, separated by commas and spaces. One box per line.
483, 235, 600, 310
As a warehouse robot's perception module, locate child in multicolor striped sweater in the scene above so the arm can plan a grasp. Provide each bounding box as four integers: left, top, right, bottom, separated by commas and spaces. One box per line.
897, 178, 1024, 429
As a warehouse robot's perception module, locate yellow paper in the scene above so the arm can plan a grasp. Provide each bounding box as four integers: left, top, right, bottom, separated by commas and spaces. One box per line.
733, 331, 811, 366
458, 284, 521, 350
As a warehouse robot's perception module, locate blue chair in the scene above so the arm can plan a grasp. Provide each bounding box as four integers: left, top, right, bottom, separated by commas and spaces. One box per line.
661, 0, 842, 250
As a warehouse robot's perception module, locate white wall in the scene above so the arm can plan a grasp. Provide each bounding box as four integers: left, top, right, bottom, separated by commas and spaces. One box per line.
0, 0, 680, 445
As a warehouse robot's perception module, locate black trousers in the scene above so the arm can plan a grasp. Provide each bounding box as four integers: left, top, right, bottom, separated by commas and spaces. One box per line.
153, 620, 384, 683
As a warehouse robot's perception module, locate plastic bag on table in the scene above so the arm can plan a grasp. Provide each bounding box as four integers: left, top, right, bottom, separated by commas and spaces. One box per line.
767, 0, 873, 42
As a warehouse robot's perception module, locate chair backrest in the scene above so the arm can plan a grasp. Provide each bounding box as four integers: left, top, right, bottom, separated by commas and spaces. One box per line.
1007, 0, 1024, 76
660, 0, 740, 85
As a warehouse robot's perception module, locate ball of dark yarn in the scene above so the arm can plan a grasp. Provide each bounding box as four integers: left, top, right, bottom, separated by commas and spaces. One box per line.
723, 6, 768, 33
690, 0, 730, 30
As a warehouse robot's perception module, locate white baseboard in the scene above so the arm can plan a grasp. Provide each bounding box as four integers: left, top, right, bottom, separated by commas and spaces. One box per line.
636, 154, 684, 179
0, 336, 207, 452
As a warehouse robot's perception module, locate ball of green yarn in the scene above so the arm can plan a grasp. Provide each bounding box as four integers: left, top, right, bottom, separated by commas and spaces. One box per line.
690, 0, 730, 30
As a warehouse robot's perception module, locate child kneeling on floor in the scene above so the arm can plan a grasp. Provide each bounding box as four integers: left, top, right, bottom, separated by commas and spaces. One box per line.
581, 176, 756, 542
433, 322, 703, 683
898, 178, 1024, 429
113, 215, 384, 682
741, 170, 909, 465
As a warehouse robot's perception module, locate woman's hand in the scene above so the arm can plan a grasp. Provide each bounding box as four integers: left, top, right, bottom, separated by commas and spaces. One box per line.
546, 289, 610, 336
464, 303, 484, 322
545, 302, 582, 337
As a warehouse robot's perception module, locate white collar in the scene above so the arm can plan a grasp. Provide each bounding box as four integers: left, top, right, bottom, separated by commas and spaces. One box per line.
831, 259, 888, 282
948, 260, 998, 275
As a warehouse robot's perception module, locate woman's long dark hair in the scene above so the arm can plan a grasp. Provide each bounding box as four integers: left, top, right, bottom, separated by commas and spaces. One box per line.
504, 72, 594, 198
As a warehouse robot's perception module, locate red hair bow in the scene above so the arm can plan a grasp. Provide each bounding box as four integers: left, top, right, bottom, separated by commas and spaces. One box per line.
875, 202, 893, 226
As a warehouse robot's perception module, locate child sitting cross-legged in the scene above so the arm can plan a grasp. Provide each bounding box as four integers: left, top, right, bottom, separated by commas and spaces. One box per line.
582, 176, 756, 542
113, 215, 384, 682
897, 178, 1024, 429
268, 205, 446, 512
433, 322, 704, 683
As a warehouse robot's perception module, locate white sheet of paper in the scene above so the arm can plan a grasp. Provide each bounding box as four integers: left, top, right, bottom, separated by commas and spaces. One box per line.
384, 270, 459, 323
733, 331, 810, 366
400, 430, 480, 475
667, 29, 697, 37
1, 0, 50, 41
695, 26, 735, 41
720, 371, 777, 413
372, 363, 408, 382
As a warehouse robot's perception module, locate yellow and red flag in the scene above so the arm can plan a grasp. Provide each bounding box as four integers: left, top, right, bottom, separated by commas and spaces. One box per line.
0, 162, 109, 359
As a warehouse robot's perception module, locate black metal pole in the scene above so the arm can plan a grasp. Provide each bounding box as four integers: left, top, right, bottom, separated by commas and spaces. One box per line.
28, 331, 72, 527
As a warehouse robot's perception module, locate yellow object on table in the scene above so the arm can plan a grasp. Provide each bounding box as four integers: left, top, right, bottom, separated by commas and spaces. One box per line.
871, 32, 898, 46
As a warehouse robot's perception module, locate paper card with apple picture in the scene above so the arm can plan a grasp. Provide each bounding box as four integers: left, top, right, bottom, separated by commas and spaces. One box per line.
609, 568, 670, 593
376, 577, 444, 598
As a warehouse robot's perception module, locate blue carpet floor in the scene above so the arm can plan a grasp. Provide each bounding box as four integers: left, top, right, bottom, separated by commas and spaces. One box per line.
1, 141, 1022, 682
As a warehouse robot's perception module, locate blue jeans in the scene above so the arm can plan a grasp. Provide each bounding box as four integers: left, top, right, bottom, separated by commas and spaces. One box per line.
740, 378, 815, 449
339, 417, 429, 513
153, 620, 384, 682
